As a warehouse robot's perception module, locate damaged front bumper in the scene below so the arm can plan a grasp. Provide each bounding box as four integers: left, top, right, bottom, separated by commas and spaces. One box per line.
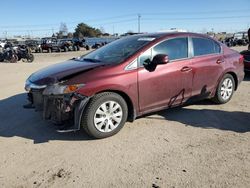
25, 87, 89, 132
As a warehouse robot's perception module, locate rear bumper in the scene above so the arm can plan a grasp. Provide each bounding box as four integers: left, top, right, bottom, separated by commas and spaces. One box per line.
27, 89, 89, 130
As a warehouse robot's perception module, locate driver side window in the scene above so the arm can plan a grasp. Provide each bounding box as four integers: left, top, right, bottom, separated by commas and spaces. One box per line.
139, 37, 188, 66
152, 37, 188, 61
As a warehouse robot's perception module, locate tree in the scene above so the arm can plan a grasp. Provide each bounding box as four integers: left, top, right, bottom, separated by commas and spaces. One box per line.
55, 23, 69, 39
56, 31, 64, 39
73, 23, 102, 38
59, 22, 68, 36
67, 32, 73, 38
100, 26, 105, 34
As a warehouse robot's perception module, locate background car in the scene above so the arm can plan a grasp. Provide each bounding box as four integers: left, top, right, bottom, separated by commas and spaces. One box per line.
41, 37, 57, 53
233, 32, 249, 46
25, 39, 42, 53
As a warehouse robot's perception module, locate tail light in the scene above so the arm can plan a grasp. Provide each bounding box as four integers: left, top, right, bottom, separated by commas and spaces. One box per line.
239, 55, 244, 64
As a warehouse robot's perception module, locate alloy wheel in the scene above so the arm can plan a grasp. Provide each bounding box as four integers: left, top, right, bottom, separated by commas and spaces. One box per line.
220, 78, 233, 101
94, 101, 123, 133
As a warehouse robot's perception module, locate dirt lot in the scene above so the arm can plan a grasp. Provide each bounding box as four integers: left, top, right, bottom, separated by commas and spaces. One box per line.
0, 47, 249, 188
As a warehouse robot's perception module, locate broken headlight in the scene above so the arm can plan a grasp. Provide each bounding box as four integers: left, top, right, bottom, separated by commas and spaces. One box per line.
43, 83, 85, 95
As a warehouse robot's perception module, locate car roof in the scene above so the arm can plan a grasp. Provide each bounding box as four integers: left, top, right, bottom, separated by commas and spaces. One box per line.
137, 32, 211, 39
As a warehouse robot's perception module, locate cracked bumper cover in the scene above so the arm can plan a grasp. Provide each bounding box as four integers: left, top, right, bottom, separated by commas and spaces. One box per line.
26, 88, 89, 131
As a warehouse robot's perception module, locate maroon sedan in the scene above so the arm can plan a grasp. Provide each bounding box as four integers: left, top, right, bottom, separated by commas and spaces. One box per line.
24, 32, 244, 138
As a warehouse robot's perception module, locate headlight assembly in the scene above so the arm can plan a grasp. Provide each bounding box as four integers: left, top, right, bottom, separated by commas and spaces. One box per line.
43, 83, 85, 95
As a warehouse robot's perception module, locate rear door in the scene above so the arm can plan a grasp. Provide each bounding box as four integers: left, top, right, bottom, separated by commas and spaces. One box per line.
191, 37, 224, 97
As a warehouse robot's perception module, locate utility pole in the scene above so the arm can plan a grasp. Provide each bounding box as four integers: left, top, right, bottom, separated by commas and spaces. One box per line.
138, 14, 141, 33
4, 31, 7, 39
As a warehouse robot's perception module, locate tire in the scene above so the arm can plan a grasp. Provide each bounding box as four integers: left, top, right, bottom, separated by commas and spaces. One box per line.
17, 55, 21, 61
212, 74, 235, 104
81, 92, 128, 139
27, 54, 34, 63
10, 54, 18, 63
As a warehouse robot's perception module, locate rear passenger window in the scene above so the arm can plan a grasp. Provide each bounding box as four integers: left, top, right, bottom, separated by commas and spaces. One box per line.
193, 37, 221, 56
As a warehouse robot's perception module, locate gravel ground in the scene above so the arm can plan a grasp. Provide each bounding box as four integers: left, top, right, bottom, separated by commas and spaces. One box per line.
0, 47, 249, 188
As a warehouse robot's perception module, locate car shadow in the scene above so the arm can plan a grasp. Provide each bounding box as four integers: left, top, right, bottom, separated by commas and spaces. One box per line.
1, 92, 249, 144
0, 93, 92, 144
145, 107, 250, 133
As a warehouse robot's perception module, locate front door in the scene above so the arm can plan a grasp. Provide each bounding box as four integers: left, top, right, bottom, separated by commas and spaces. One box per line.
138, 37, 193, 113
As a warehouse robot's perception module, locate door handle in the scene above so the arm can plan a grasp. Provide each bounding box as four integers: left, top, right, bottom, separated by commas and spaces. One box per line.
216, 59, 224, 64
181, 66, 192, 72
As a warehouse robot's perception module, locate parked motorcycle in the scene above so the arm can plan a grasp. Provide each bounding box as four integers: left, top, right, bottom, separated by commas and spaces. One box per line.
0, 47, 18, 63
16, 45, 34, 63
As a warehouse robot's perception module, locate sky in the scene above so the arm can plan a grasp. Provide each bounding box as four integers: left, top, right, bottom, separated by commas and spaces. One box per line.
0, 0, 249, 38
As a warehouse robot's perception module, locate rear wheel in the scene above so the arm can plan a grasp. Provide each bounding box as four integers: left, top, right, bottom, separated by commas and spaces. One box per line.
212, 74, 235, 104
73, 45, 77, 51
27, 54, 34, 63
81, 92, 128, 139
39, 47, 42, 53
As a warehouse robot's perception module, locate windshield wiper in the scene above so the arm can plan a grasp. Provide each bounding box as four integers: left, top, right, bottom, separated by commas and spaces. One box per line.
83, 58, 101, 63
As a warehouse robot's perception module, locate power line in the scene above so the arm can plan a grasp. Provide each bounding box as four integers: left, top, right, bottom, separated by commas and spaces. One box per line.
142, 9, 250, 15
1, 14, 248, 32
0, 19, 138, 33
91, 19, 137, 26
0, 14, 137, 29
0, 10, 249, 36
0, 9, 249, 29
142, 15, 250, 21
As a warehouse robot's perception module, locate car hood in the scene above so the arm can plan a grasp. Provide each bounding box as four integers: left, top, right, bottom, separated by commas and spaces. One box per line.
29, 59, 106, 85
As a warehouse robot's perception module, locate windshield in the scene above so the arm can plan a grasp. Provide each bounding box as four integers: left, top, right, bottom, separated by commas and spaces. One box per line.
79, 35, 156, 64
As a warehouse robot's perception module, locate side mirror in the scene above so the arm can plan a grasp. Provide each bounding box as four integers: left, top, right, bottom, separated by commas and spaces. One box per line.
152, 54, 169, 65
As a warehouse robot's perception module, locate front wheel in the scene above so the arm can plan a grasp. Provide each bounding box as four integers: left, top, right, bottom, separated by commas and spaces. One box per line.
85, 45, 90, 50
10, 54, 18, 63
81, 92, 128, 139
212, 74, 235, 104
